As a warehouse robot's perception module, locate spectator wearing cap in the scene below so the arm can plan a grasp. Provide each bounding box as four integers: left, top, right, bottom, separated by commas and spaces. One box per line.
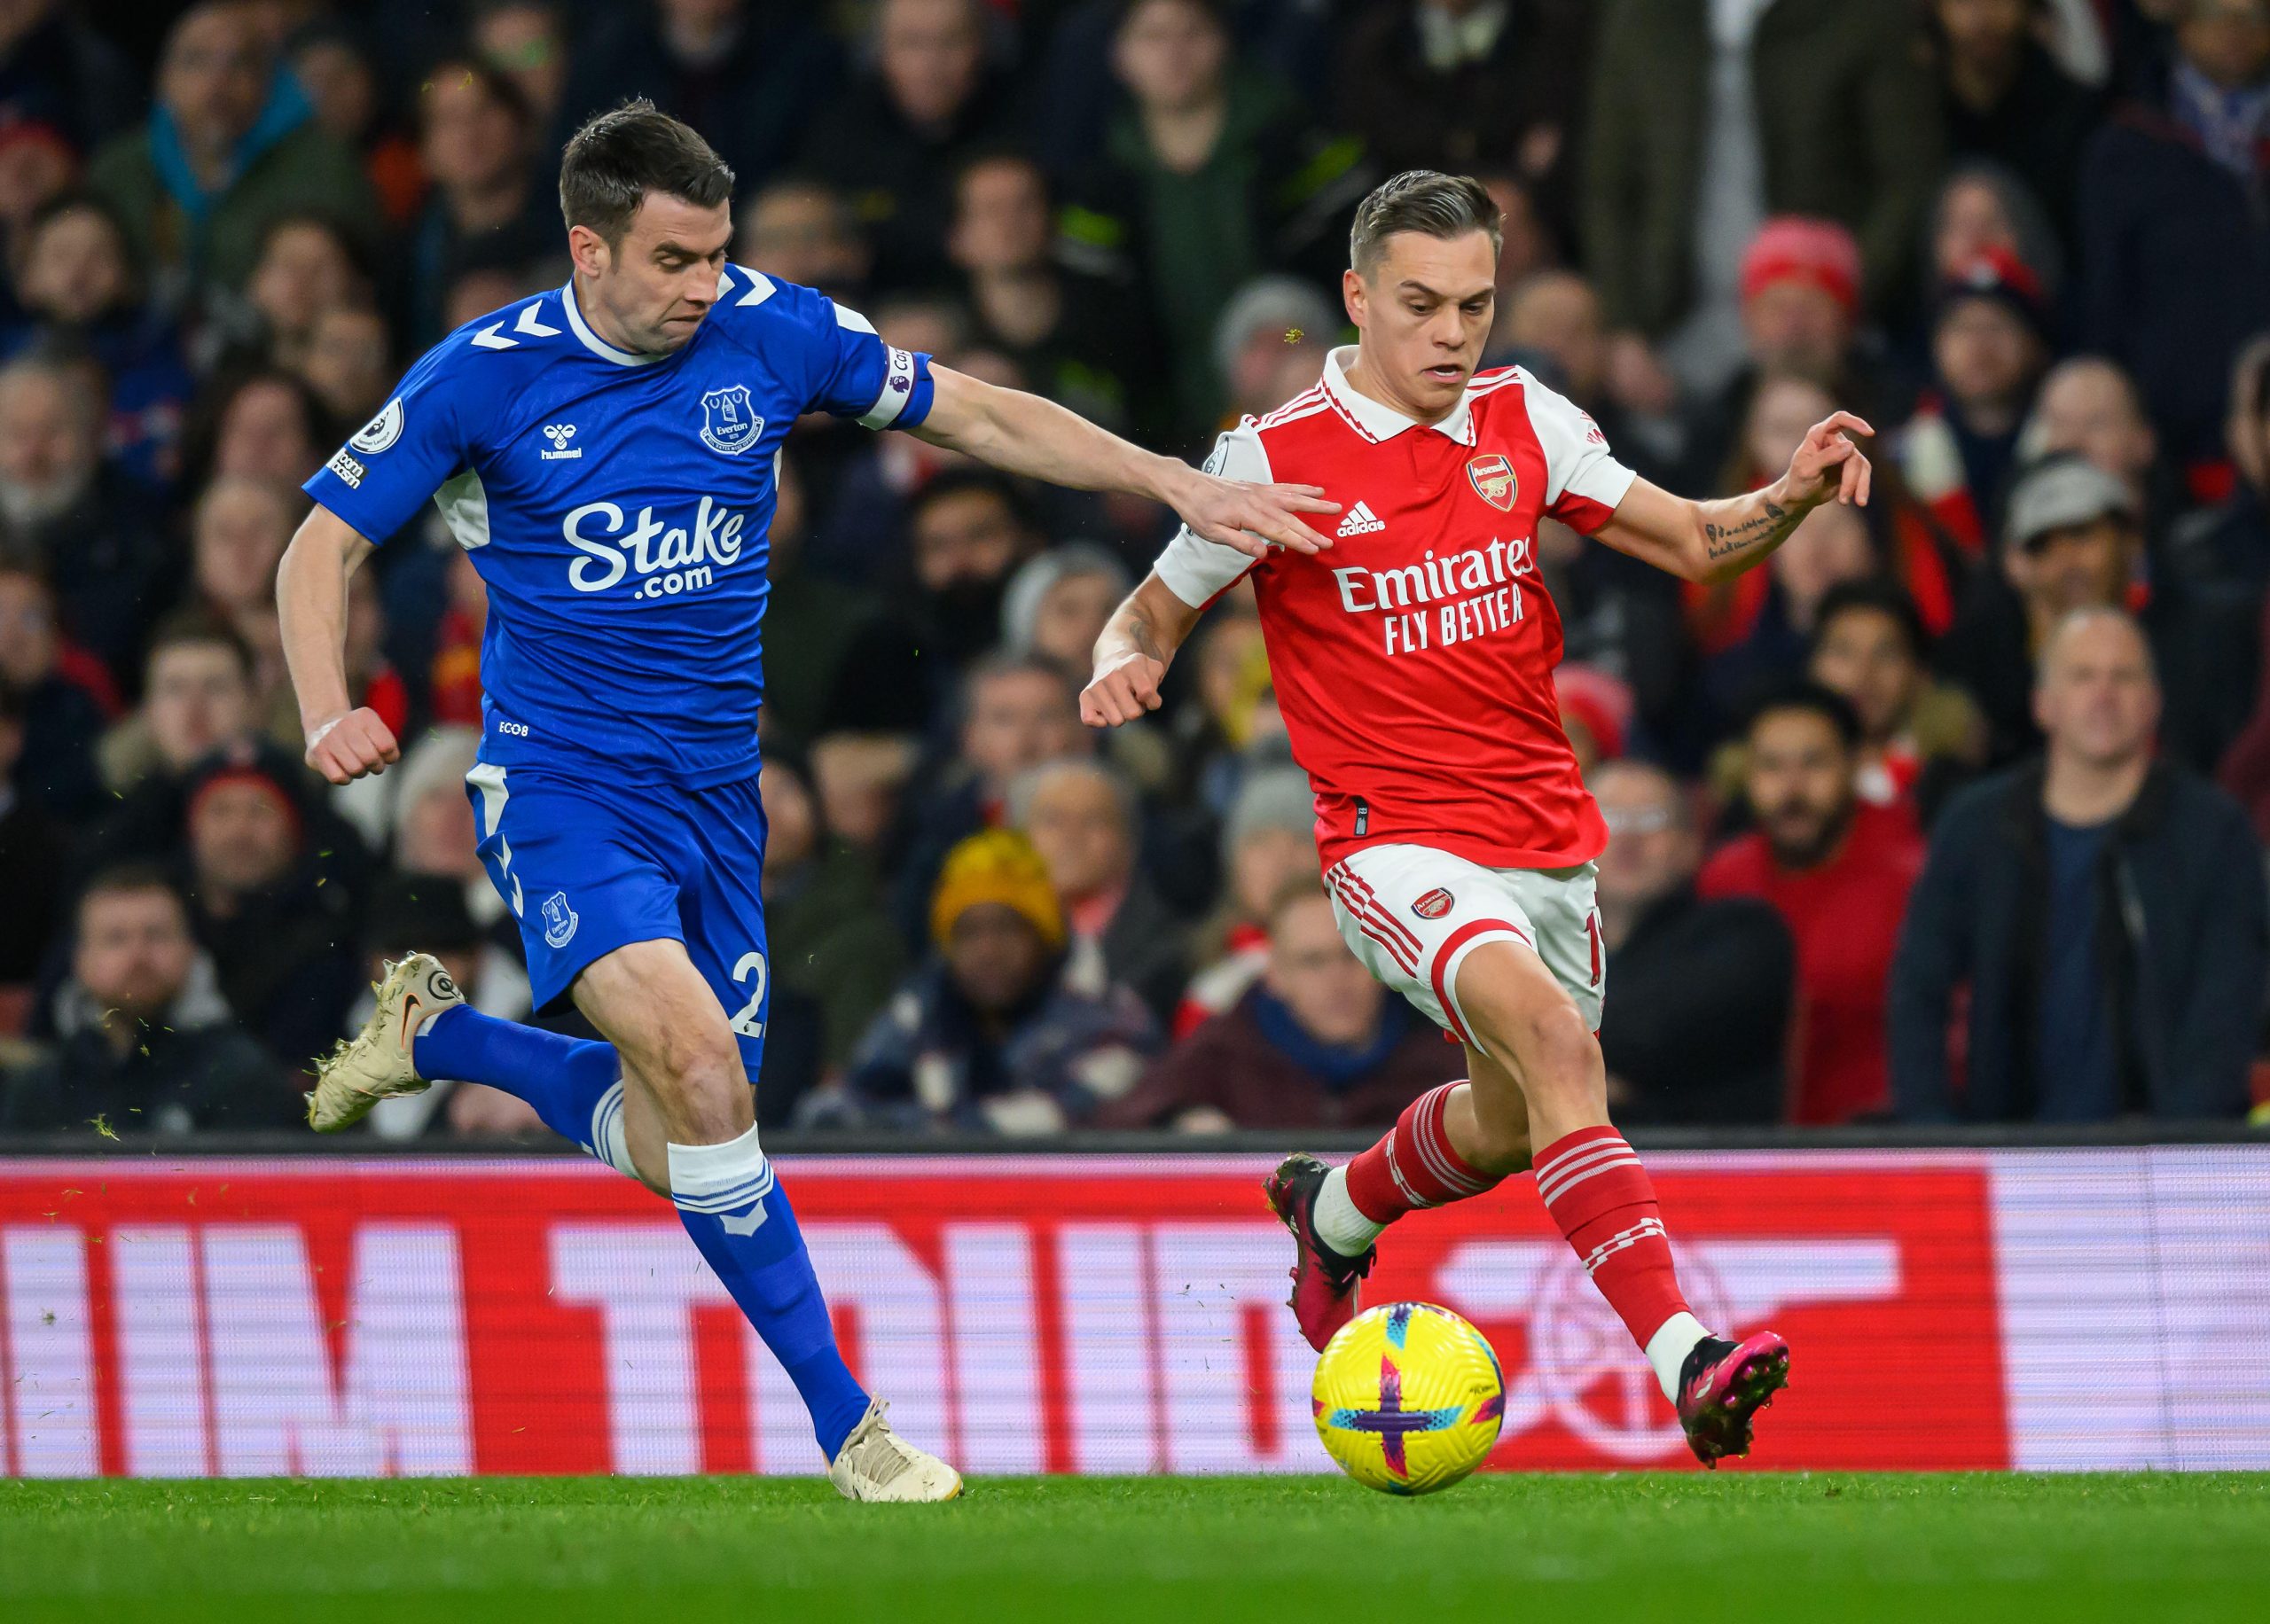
1174, 763, 1316, 1037
820, 829, 1158, 1135
1011, 758, 1187, 1024
1939, 453, 2254, 769
0, 349, 174, 691
0, 680, 68, 1015
1699, 683, 1926, 1125
1098, 878, 1459, 1132
87, 3, 374, 301
2, 864, 292, 1133
1927, 0, 2102, 253
1585, 2, 1944, 401
1592, 760, 1794, 1126
179, 750, 364, 1070
1892, 608, 2267, 1123
1896, 249, 2052, 558
2079, 0, 2270, 469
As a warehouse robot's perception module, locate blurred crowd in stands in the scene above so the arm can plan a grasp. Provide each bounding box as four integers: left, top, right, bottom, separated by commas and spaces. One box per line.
4, 0, 2270, 1140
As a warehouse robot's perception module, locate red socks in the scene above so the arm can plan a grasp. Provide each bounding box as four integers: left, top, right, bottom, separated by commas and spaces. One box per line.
1531, 1126, 1691, 1347
1343, 1081, 1500, 1222
1343, 1097, 1693, 1356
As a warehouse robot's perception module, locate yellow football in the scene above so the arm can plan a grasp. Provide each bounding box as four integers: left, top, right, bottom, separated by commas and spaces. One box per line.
1311, 1301, 1505, 1495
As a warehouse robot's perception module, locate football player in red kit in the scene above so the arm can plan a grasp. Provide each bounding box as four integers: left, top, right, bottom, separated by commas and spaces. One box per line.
1081, 172, 1873, 1466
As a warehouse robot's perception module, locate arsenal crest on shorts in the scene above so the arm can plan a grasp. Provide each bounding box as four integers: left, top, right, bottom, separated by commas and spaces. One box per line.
1413, 887, 1455, 919
1467, 454, 1517, 511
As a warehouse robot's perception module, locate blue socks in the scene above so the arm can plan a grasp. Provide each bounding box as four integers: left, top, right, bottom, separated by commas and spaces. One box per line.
416, 1006, 869, 1460
412, 1005, 626, 1165
668, 1127, 871, 1460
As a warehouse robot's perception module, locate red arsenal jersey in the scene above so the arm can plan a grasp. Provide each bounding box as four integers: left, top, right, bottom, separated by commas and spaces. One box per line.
1156, 347, 1636, 871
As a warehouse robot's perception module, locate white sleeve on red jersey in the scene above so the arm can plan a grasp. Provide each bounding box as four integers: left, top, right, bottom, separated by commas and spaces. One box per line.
1153, 421, 1266, 607
1520, 370, 1638, 535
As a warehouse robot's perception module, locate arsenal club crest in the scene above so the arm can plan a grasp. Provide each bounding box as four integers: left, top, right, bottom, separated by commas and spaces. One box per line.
1467, 454, 1517, 511
1413, 887, 1455, 919
699, 384, 764, 456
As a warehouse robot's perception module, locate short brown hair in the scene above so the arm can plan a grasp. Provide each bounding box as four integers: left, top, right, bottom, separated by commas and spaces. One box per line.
559, 98, 734, 246
1349, 170, 1501, 276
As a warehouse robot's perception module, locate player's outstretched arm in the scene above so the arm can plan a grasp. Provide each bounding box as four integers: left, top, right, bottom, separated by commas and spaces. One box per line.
912, 365, 1341, 559
1593, 411, 1874, 584
277, 504, 399, 785
1082, 574, 1203, 728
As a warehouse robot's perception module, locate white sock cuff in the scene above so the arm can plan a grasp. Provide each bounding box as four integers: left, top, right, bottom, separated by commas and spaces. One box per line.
1312, 1164, 1389, 1257
588, 1079, 638, 1181
666, 1122, 775, 1214
1644, 1310, 1711, 1405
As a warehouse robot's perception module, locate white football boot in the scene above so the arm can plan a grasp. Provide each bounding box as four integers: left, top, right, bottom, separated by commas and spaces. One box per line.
826, 1399, 964, 1503
306, 953, 464, 1131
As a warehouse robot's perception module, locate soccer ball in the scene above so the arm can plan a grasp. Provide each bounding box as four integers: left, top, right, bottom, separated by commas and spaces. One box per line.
1311, 1301, 1505, 1495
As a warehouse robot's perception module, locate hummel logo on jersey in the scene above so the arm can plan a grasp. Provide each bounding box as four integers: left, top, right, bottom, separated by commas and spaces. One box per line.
540, 423, 581, 460
1337, 500, 1386, 537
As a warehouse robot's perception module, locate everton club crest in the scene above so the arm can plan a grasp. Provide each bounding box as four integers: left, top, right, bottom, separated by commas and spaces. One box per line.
700, 384, 764, 456
1467, 453, 1517, 511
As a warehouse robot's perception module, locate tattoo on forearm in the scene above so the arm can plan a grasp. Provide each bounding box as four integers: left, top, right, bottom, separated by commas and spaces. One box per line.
1702, 499, 1791, 561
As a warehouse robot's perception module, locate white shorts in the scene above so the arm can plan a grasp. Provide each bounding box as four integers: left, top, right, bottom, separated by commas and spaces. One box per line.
1323, 843, 1604, 1047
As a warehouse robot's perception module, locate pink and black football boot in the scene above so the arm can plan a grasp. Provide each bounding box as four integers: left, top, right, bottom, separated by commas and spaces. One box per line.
1675, 1330, 1791, 1467
1264, 1152, 1374, 1353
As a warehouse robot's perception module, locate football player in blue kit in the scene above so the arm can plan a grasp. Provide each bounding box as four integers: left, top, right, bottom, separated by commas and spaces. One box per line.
278, 101, 1336, 1500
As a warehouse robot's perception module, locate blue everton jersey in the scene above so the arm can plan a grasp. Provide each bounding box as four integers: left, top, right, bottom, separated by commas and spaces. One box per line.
304, 269, 934, 785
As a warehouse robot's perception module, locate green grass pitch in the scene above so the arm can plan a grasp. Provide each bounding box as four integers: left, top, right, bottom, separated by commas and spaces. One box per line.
4, 1473, 2268, 1623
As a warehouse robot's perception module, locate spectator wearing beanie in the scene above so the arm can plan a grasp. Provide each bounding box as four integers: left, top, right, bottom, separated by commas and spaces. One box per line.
1098, 879, 1460, 1132
1897, 248, 2053, 558
819, 830, 1158, 1135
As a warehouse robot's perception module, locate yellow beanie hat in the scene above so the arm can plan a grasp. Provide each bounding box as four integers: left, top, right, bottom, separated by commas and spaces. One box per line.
929, 827, 1066, 950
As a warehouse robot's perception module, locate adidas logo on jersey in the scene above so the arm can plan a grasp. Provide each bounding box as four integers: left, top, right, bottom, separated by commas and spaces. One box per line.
1337, 501, 1386, 537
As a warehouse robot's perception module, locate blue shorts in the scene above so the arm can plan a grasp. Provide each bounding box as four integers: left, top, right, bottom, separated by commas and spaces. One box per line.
465, 762, 771, 1074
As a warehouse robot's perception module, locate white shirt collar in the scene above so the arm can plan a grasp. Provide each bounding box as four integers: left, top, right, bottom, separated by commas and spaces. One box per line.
561, 279, 669, 367
1320, 346, 1476, 445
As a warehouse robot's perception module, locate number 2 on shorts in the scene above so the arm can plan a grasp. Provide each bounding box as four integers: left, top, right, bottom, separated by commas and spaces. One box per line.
728, 950, 768, 1039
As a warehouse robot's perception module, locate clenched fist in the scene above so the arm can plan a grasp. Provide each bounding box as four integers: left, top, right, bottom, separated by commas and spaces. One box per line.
1081, 648, 1167, 727
304, 707, 401, 785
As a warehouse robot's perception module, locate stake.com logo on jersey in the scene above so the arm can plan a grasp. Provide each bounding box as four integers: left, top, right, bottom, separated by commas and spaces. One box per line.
560, 496, 748, 601
1330, 535, 1537, 656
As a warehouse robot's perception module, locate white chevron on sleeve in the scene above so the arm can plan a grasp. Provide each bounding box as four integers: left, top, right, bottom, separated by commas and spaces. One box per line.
470, 322, 517, 350
513, 301, 560, 337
